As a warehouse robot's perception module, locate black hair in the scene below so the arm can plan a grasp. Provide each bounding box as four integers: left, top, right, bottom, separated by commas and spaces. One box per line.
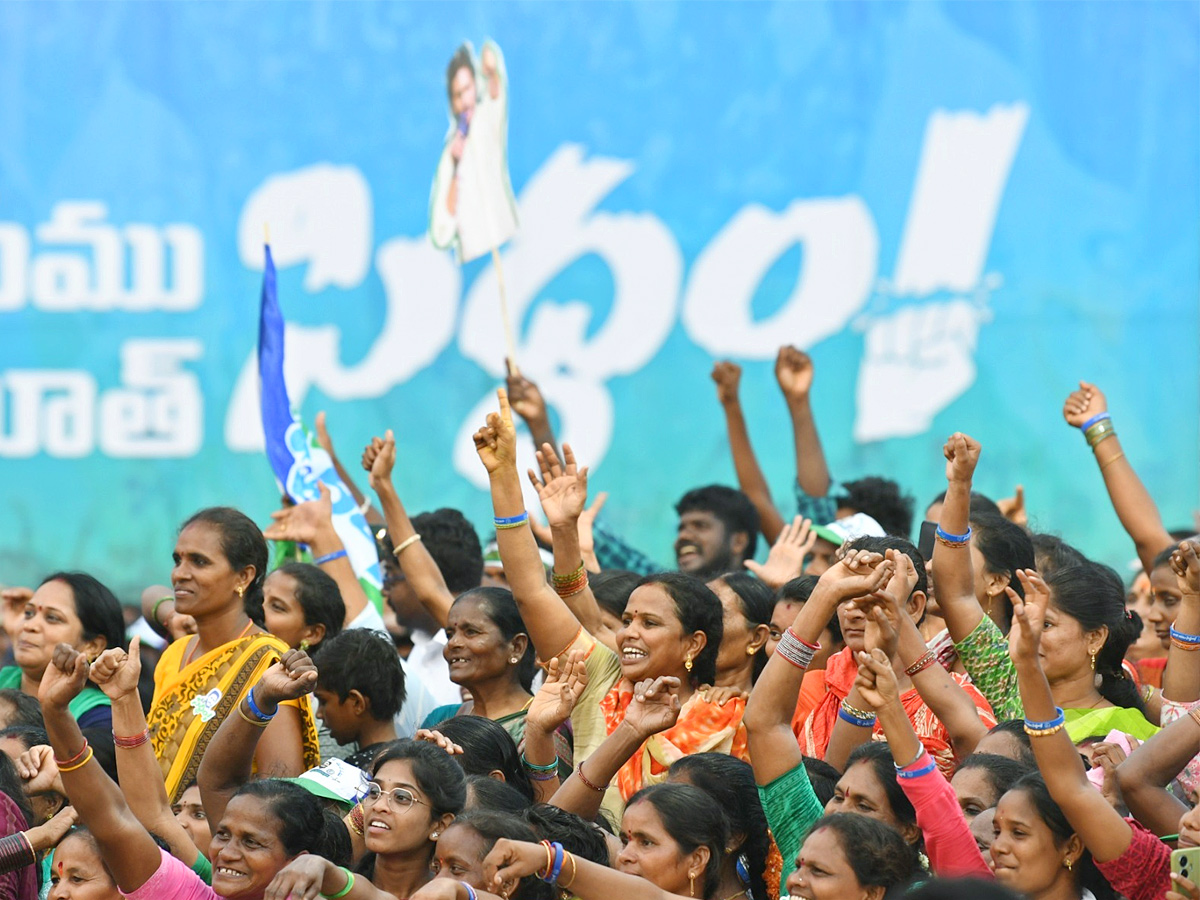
450, 587, 536, 692
522, 803, 612, 869
430, 715, 535, 802
844, 742, 918, 835
626, 783, 728, 899
802, 756, 842, 808
1030, 533, 1089, 576
0, 751, 32, 831
1044, 562, 1144, 711
1006, 774, 1115, 900
266, 563, 345, 651
714, 572, 774, 682
0, 725, 49, 752
0, 691, 43, 731
955, 753, 1033, 809
180, 507, 269, 617
633, 573, 724, 687
37, 572, 126, 655
802, 813, 918, 896
839, 477, 915, 538
465, 774, 532, 814
371, 740, 468, 819
669, 753, 769, 900
232, 779, 338, 859
320, 807, 353, 867
315, 629, 406, 720
778, 575, 843, 644
411, 509, 484, 596
591, 569, 641, 621
675, 485, 760, 560
1153, 543, 1181, 572
984, 720, 1036, 769
57, 828, 117, 886
969, 510, 1036, 629
903, 878, 1024, 900
444, 811, 551, 900
446, 45, 475, 105
845, 536, 928, 601
927, 491, 1002, 519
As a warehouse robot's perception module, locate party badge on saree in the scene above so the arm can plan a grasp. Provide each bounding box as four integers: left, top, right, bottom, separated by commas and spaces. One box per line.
190, 688, 222, 722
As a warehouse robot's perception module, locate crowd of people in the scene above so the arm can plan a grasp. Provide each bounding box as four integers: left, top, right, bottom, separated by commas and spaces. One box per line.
0, 347, 1194, 900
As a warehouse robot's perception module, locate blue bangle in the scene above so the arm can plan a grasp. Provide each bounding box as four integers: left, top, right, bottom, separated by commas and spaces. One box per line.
1023, 707, 1065, 731
934, 525, 972, 544
838, 709, 877, 729
461, 883, 478, 900
1171, 626, 1200, 645
542, 842, 565, 883
896, 759, 938, 780
494, 511, 529, 527
245, 686, 276, 722
313, 549, 348, 565
1080, 412, 1111, 432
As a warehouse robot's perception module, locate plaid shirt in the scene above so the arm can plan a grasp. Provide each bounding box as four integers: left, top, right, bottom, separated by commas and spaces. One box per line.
793, 478, 843, 528
592, 521, 661, 575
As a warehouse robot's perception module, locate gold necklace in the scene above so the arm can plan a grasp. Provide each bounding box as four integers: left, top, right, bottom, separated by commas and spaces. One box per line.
719, 890, 749, 900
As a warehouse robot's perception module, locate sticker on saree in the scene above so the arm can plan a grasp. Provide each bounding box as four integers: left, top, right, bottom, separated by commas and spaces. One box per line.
190, 688, 222, 722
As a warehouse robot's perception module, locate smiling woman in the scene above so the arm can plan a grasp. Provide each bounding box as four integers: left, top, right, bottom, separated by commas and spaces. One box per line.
147, 508, 320, 802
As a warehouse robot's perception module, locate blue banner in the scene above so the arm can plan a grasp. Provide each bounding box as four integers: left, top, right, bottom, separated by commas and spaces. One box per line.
0, 1, 1196, 598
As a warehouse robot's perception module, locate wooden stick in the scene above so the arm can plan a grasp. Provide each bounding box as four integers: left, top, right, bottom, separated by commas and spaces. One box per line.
490, 245, 519, 377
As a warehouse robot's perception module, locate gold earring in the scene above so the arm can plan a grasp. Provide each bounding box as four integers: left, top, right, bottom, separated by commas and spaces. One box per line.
1089, 651, 1096, 671
689, 872, 696, 897
299, 639, 310, 651
236, 584, 246, 599
1064, 857, 1073, 872
745, 645, 756, 656
684, 653, 694, 673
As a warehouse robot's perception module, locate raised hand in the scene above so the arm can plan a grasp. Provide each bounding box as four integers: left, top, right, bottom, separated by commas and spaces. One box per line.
943, 432, 982, 484
577, 492, 608, 565
38, 644, 91, 710
814, 550, 896, 608
473, 388, 519, 475
622, 676, 683, 737
253, 649, 318, 709
1007, 568, 1050, 663
529, 443, 589, 528
526, 651, 588, 735
89, 635, 143, 702
413, 729, 464, 756
711, 361, 742, 407
263, 482, 334, 545
775, 345, 815, 403
362, 429, 397, 493
996, 485, 1027, 527
314, 410, 335, 457
26, 805, 77, 853
1062, 380, 1107, 429
745, 516, 816, 589
863, 605, 900, 660
507, 368, 549, 426
1171, 540, 1200, 597
15, 744, 63, 797
1, 587, 32, 640
854, 648, 901, 711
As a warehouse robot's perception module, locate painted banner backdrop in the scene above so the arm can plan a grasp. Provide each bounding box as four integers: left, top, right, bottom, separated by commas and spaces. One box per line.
0, 1, 1197, 598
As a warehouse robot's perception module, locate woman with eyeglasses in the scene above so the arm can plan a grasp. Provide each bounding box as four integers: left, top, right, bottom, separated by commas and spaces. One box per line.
351, 740, 467, 897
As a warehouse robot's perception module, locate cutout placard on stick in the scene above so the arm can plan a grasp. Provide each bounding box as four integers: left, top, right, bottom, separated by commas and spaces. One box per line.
429, 39, 520, 370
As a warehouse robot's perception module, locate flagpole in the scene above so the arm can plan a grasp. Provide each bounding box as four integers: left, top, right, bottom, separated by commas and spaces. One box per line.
489, 246, 519, 377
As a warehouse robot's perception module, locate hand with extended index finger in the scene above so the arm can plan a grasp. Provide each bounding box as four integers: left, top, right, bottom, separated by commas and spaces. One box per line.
473, 388, 519, 474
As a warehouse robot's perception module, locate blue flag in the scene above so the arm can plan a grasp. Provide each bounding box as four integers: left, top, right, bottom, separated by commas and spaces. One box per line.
258, 243, 385, 614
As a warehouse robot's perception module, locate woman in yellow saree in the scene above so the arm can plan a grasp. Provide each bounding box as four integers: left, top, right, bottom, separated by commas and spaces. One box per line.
148, 507, 320, 802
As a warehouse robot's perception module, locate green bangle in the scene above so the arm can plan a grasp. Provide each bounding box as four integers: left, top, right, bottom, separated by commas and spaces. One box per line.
152, 596, 173, 626
322, 868, 355, 899
521, 753, 559, 773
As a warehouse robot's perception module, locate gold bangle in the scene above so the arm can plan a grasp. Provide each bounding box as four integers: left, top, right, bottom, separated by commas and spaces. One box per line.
1024, 723, 1065, 738
559, 851, 578, 889
1098, 452, 1125, 471
392, 534, 422, 558
1172, 638, 1200, 652
237, 702, 270, 727
57, 747, 94, 773
840, 700, 875, 720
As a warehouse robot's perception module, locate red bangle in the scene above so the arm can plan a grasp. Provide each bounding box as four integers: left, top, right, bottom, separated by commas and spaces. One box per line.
575, 761, 607, 793
113, 728, 150, 749
787, 627, 820, 651
53, 739, 90, 769
904, 650, 937, 678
